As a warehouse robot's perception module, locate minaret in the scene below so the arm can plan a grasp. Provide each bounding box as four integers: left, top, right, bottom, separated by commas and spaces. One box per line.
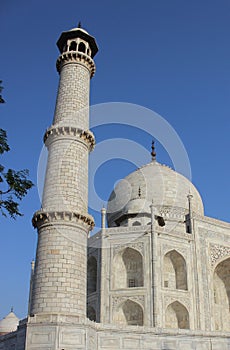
31, 25, 98, 320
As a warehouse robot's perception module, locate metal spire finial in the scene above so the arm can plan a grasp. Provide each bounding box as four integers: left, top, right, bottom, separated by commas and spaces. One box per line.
151, 140, 156, 161
78, 21, 82, 28
138, 186, 141, 198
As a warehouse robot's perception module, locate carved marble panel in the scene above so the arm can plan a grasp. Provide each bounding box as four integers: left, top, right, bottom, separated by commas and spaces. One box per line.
210, 244, 230, 267
112, 295, 145, 309
113, 242, 144, 257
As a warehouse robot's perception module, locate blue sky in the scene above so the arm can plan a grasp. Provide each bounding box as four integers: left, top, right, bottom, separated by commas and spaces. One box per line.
0, 0, 230, 319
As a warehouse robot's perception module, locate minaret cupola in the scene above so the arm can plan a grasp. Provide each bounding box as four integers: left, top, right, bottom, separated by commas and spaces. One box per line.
57, 22, 98, 57
56, 23, 98, 77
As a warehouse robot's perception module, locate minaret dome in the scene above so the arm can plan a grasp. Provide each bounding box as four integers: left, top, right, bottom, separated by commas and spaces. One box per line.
56, 24, 98, 58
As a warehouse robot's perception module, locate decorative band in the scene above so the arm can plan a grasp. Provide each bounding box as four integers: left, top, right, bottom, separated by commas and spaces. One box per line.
32, 210, 95, 230
56, 51, 96, 77
44, 126, 95, 150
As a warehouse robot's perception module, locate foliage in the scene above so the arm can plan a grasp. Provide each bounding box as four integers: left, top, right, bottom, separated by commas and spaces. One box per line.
0, 80, 5, 103
0, 81, 34, 218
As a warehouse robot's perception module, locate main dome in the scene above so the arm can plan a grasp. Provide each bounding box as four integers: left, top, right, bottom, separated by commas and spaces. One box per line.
107, 161, 204, 227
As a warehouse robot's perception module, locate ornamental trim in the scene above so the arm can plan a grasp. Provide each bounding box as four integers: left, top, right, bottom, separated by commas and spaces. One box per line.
44, 126, 95, 151
32, 210, 94, 230
164, 296, 190, 311
56, 51, 96, 77
210, 243, 230, 267
158, 205, 188, 220
112, 295, 145, 308
113, 242, 144, 257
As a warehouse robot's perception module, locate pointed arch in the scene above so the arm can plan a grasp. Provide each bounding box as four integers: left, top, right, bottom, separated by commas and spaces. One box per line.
113, 299, 144, 326
69, 41, 77, 51
163, 250, 188, 290
213, 257, 230, 331
165, 301, 190, 329
87, 305, 96, 322
87, 256, 97, 294
78, 41, 86, 53
113, 247, 144, 289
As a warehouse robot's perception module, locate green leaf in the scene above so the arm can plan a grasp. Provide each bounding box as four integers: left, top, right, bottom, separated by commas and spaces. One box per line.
0, 129, 10, 154
0, 80, 34, 219
0, 197, 22, 219
0, 80, 5, 103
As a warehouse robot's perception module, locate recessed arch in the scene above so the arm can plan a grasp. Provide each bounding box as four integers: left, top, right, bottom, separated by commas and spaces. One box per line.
87, 305, 96, 322
113, 247, 144, 289
78, 41, 86, 53
87, 256, 97, 294
113, 299, 144, 326
69, 41, 77, 51
163, 250, 188, 290
165, 301, 190, 329
213, 257, 230, 331
133, 221, 141, 226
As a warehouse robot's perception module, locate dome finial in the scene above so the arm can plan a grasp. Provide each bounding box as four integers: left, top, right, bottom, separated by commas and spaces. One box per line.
138, 186, 141, 198
78, 21, 82, 28
151, 140, 156, 161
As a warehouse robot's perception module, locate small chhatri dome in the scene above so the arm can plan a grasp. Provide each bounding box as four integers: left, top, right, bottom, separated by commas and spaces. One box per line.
0, 310, 19, 335
56, 23, 98, 57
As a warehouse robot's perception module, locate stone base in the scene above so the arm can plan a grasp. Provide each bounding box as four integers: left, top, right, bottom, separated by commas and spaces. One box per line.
0, 316, 229, 350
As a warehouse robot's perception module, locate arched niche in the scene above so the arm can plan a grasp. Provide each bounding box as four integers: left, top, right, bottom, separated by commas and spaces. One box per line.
213, 257, 230, 331
87, 256, 97, 294
78, 41, 86, 53
113, 247, 144, 289
87, 305, 96, 322
163, 250, 188, 290
165, 301, 190, 329
133, 221, 141, 226
113, 299, 144, 326
69, 41, 77, 51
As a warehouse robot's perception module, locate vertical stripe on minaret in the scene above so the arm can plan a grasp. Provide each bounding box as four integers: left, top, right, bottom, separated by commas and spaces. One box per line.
31, 26, 98, 320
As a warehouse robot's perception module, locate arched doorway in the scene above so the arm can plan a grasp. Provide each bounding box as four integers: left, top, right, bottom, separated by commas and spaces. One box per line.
113, 248, 143, 289
213, 257, 230, 331
113, 300, 144, 326
165, 301, 190, 329
163, 250, 188, 290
